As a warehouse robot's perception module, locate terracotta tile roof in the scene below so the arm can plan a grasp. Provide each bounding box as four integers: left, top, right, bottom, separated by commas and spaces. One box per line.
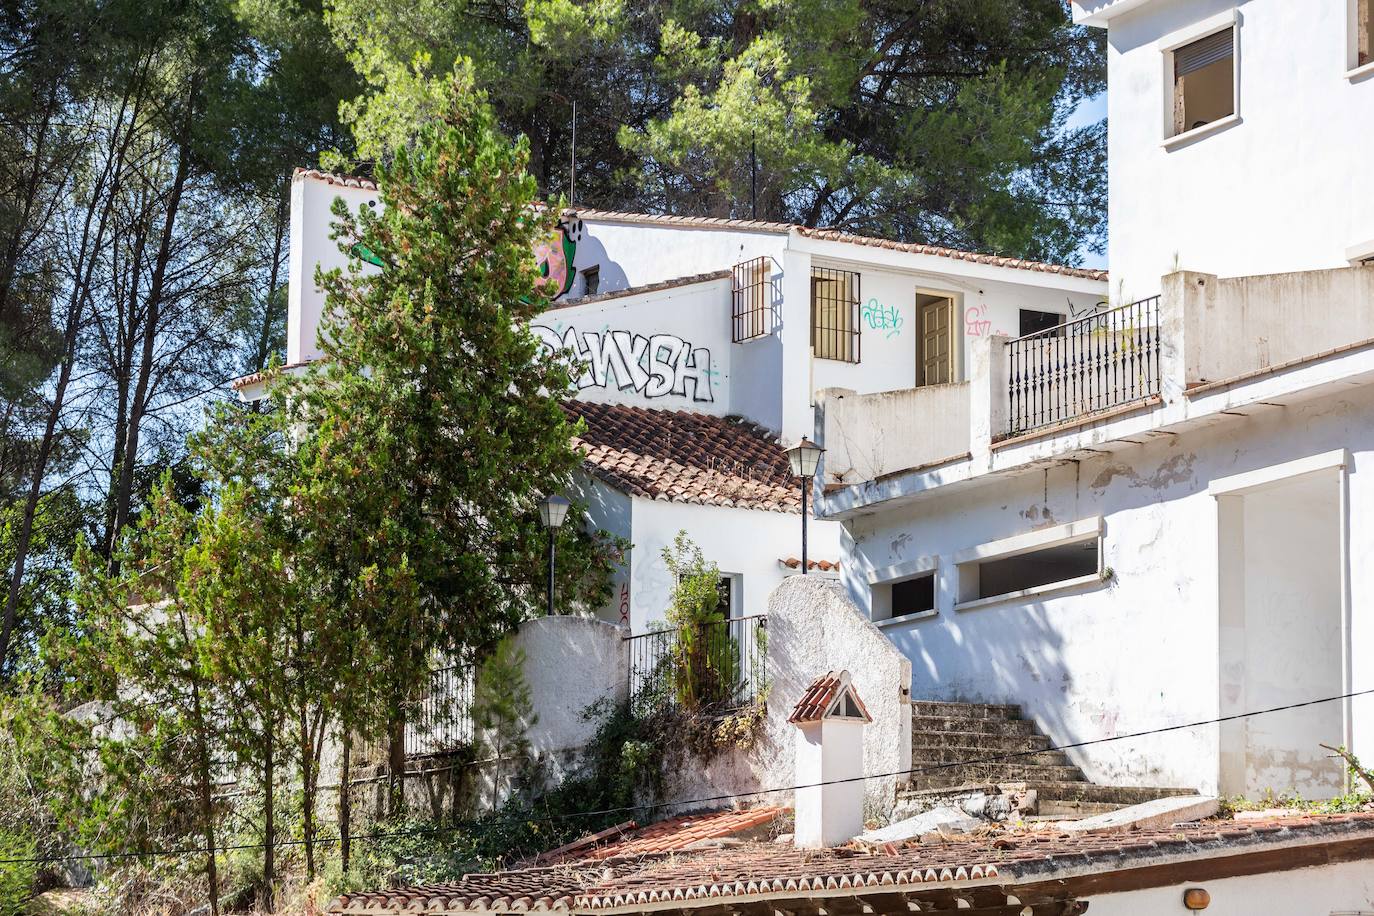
328, 813, 1374, 914
564, 402, 800, 513
779, 557, 841, 572
788, 670, 872, 724
295, 167, 378, 191
570, 209, 1106, 282
230, 359, 314, 391
538, 807, 787, 866
548, 271, 731, 311
795, 227, 1108, 282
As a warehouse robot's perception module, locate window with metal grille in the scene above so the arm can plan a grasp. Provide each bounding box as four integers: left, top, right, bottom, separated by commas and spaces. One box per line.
810, 266, 860, 363
1171, 27, 1235, 137
732, 256, 771, 342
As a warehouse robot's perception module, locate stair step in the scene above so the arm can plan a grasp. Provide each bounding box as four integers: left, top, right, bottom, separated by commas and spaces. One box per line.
898, 780, 1199, 808
1034, 800, 1134, 818
909, 701, 1022, 720
908, 764, 1087, 790
910, 716, 1040, 736
912, 731, 1052, 752
909, 745, 1075, 768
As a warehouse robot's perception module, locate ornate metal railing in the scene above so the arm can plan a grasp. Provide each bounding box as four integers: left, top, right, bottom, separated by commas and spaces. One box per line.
405, 664, 474, 758
625, 614, 768, 714
1004, 296, 1161, 437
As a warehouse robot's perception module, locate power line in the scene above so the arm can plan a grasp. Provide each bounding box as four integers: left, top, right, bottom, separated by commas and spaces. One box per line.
4, 685, 1372, 866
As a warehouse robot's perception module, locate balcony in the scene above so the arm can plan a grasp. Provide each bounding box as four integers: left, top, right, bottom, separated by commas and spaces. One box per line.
820, 265, 1374, 501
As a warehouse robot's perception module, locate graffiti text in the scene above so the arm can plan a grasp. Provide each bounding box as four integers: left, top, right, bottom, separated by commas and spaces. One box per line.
533, 325, 715, 402
861, 298, 904, 338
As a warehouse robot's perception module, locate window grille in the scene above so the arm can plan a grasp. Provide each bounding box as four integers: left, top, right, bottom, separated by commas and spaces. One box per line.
810, 266, 861, 363
732, 256, 771, 342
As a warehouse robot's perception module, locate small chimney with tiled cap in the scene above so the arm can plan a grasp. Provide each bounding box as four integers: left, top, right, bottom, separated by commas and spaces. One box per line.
789, 670, 871, 848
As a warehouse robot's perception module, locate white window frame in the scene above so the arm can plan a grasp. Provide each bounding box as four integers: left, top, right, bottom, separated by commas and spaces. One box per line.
1159, 9, 1241, 149
953, 516, 1104, 613
867, 555, 939, 625
1350, 0, 1374, 80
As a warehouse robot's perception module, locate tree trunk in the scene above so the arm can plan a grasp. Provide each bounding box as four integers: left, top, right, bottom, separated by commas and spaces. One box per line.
339, 730, 352, 874
189, 677, 221, 916
262, 726, 276, 912
387, 708, 406, 818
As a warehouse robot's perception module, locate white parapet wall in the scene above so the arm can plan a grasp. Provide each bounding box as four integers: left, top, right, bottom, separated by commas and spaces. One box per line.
820, 385, 972, 486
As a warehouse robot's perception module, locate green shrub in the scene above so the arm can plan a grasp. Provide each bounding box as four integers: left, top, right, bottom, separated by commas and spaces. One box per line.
0, 828, 36, 916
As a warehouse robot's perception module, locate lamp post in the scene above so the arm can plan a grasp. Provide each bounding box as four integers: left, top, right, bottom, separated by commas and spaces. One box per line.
784, 438, 824, 574
538, 494, 571, 615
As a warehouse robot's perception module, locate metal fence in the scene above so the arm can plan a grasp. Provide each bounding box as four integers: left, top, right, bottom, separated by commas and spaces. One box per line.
404, 664, 474, 758
732, 256, 772, 342
625, 615, 768, 714
1004, 296, 1161, 437
810, 266, 861, 363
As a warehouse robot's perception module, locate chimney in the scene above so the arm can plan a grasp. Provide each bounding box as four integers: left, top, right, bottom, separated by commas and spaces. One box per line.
789, 670, 871, 848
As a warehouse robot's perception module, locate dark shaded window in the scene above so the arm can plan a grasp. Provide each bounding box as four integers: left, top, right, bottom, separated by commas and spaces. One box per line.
715, 575, 733, 618
1019, 309, 1064, 337
891, 575, 935, 617
810, 266, 861, 362
582, 265, 600, 296
974, 539, 1098, 600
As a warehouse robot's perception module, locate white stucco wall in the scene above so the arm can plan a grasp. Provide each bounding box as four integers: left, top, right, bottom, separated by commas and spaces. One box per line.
509, 616, 628, 780
626, 497, 843, 635
1087, 859, 1374, 915
1102, 0, 1374, 297
534, 278, 734, 413
841, 381, 1374, 797
569, 218, 787, 296
658, 575, 913, 821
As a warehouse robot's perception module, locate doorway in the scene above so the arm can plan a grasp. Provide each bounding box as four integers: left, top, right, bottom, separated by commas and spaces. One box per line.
1216, 467, 1346, 799
916, 292, 955, 386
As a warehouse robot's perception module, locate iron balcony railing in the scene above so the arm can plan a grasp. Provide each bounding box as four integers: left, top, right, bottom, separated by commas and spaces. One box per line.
404, 664, 474, 758
1005, 296, 1162, 437
625, 614, 768, 714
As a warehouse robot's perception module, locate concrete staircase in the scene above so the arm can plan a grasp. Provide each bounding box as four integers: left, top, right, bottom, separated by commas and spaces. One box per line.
902, 700, 1197, 818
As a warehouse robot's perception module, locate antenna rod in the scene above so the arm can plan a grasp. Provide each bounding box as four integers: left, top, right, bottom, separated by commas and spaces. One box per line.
569, 100, 577, 207
750, 133, 757, 219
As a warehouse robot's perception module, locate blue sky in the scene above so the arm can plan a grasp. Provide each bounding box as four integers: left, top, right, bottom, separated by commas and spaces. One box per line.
1068, 92, 1109, 269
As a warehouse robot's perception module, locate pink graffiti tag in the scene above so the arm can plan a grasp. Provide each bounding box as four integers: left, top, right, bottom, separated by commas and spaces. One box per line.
965, 304, 993, 337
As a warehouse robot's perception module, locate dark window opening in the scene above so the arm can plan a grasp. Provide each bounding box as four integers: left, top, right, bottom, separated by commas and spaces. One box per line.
582, 265, 600, 296
1019, 309, 1065, 337
715, 575, 734, 618
1172, 28, 1235, 136
1360, 0, 1372, 67
974, 539, 1099, 601
891, 575, 935, 617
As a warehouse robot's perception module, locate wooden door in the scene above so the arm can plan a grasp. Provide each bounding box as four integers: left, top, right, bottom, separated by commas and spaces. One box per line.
920, 296, 953, 385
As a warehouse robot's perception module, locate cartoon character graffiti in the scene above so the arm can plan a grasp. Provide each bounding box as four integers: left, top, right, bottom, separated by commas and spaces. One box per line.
532, 324, 715, 403
534, 217, 582, 300
349, 213, 585, 301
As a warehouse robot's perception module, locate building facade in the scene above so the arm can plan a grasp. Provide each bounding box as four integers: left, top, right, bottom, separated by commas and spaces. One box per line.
255, 169, 1104, 634
818, 0, 1374, 801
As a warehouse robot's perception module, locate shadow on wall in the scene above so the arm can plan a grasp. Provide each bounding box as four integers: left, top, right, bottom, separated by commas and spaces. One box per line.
572, 231, 628, 294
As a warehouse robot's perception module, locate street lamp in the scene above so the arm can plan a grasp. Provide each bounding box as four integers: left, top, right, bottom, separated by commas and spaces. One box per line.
538, 494, 571, 615
784, 438, 825, 574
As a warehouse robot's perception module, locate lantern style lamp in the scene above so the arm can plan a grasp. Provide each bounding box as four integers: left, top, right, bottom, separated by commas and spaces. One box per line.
784, 438, 825, 574
539, 494, 571, 615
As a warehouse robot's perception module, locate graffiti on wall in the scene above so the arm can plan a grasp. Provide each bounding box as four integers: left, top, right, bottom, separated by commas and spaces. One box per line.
533, 324, 716, 402
860, 298, 904, 338
534, 217, 583, 300
963, 304, 1010, 338
349, 213, 585, 301
617, 582, 630, 625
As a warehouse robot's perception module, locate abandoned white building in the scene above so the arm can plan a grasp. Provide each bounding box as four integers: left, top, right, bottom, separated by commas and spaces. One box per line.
816, 0, 1374, 805
243, 169, 1106, 636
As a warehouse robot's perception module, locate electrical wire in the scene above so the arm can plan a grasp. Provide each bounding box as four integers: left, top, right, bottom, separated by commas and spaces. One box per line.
3, 685, 1372, 866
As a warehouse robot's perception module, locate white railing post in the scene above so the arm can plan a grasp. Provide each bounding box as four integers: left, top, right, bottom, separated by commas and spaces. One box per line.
970, 334, 1009, 458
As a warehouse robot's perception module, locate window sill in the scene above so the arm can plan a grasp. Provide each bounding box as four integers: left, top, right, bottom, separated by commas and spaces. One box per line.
1346, 60, 1374, 83
1161, 113, 1240, 150
953, 572, 1105, 614
876, 609, 938, 628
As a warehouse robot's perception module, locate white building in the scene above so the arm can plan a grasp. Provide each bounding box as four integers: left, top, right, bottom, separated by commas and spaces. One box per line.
246, 169, 1105, 635
818, 0, 1374, 801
